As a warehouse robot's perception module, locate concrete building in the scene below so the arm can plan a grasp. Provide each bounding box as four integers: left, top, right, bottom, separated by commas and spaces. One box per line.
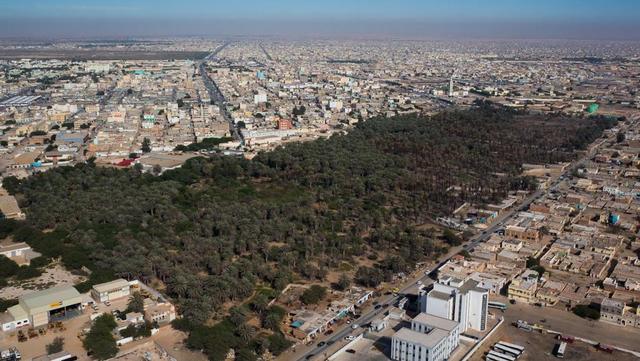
143, 299, 176, 325
1, 286, 83, 331
419, 276, 488, 332
508, 270, 539, 304
600, 298, 640, 328
91, 279, 131, 303
391, 313, 460, 361
0, 242, 31, 259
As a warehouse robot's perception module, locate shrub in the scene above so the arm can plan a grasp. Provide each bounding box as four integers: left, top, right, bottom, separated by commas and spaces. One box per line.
573, 304, 600, 320
300, 285, 326, 305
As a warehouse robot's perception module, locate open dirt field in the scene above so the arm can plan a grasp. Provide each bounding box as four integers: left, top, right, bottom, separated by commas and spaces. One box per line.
0, 264, 85, 299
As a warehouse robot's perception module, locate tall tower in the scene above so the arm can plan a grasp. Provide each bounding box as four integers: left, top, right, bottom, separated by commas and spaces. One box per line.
449, 75, 454, 97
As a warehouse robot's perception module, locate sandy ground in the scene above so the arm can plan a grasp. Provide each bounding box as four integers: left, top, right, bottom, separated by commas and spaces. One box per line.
152, 326, 207, 361
469, 322, 638, 361
0, 306, 94, 360
490, 295, 640, 353
0, 264, 85, 299
111, 340, 177, 361
0, 295, 205, 361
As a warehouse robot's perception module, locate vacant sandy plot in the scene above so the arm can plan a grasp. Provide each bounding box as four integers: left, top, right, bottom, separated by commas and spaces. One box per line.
0, 264, 86, 299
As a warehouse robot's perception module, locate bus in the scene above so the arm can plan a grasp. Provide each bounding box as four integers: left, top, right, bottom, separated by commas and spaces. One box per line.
494, 344, 522, 358
488, 301, 508, 310
555, 342, 567, 358
487, 350, 516, 361
498, 341, 525, 354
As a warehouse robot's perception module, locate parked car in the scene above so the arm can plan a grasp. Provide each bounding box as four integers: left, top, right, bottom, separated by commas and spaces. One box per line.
345, 349, 356, 354
597, 344, 614, 353
344, 336, 355, 341
317, 341, 326, 347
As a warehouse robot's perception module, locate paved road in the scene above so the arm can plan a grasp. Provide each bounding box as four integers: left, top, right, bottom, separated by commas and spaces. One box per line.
199, 42, 244, 146
259, 43, 273, 61
289, 118, 636, 361
204, 41, 231, 61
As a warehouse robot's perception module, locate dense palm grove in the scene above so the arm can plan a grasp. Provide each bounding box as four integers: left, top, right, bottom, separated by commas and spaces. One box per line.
1, 106, 617, 360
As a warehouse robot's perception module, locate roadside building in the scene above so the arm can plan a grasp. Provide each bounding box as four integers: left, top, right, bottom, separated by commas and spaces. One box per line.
508, 270, 539, 304
506, 225, 540, 242
600, 298, 640, 328
391, 313, 460, 361
419, 276, 488, 332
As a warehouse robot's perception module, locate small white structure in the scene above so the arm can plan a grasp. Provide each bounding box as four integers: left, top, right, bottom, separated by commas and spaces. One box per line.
370, 317, 388, 332
0, 242, 31, 259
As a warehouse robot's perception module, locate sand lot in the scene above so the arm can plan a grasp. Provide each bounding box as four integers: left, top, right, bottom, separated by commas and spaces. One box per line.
0, 264, 85, 300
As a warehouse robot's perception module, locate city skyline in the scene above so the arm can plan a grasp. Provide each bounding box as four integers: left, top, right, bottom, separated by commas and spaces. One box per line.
1, 0, 640, 40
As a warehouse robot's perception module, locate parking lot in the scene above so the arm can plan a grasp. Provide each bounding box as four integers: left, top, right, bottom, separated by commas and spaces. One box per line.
329, 337, 389, 361
469, 324, 639, 361
489, 296, 640, 354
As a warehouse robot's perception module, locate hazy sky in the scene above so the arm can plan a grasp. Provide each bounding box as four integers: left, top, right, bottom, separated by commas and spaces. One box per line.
1, 0, 639, 40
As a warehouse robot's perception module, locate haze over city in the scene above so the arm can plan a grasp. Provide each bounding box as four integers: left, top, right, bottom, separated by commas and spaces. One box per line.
1, 0, 640, 39
0, 1, 639, 361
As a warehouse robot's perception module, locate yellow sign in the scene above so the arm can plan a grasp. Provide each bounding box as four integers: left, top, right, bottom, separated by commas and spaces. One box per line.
49, 301, 63, 308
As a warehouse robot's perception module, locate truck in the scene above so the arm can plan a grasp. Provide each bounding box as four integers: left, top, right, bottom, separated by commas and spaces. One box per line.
555, 342, 567, 358
515, 320, 533, 332
597, 344, 614, 353
557, 335, 575, 344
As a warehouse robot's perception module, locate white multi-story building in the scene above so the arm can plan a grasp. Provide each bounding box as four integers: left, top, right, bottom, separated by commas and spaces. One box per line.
391, 313, 460, 361
419, 276, 488, 332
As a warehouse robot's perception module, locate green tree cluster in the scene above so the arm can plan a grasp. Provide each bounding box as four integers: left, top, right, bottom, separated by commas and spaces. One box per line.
83, 314, 118, 360
300, 285, 326, 305
1, 108, 617, 360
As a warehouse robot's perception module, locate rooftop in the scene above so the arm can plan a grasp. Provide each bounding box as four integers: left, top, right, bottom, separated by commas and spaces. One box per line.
92, 278, 130, 293
393, 327, 448, 349
412, 313, 459, 332
21, 285, 81, 310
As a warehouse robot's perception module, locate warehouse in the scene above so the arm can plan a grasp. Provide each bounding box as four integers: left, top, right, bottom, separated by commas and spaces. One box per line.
91, 279, 131, 303
1, 286, 83, 331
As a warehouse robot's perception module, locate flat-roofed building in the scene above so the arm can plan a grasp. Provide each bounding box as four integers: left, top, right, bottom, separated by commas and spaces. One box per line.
419, 276, 489, 332
143, 299, 176, 325
91, 279, 131, 303
508, 269, 539, 304
1, 286, 83, 331
0, 242, 31, 259
391, 313, 460, 361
